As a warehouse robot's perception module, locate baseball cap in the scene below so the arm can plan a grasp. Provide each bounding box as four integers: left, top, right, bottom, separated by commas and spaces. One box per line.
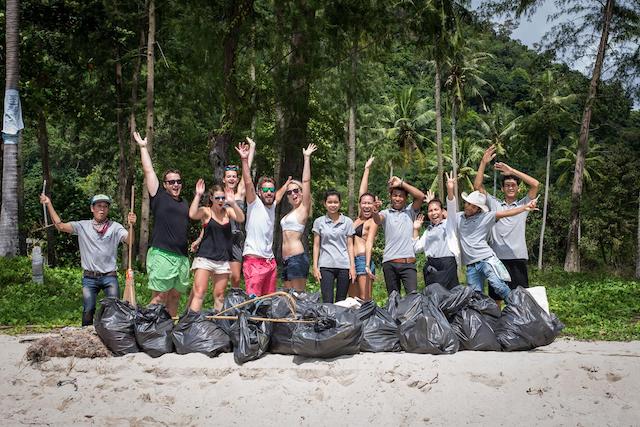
90, 194, 112, 205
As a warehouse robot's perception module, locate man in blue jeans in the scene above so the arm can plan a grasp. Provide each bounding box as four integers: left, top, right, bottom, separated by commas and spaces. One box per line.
40, 193, 136, 326
452, 190, 537, 302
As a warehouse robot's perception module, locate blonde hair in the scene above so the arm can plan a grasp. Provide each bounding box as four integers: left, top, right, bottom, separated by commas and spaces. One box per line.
286, 179, 312, 217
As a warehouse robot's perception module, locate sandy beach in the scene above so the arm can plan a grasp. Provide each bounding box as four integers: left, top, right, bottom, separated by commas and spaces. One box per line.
1, 334, 638, 426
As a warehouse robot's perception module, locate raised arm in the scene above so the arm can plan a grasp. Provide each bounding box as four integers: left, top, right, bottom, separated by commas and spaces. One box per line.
235, 143, 256, 204
236, 137, 257, 201
189, 179, 207, 221
275, 176, 292, 205
301, 143, 317, 216
495, 198, 538, 220
412, 214, 427, 253
388, 176, 425, 211
358, 156, 375, 198
474, 145, 496, 195
39, 194, 74, 234
225, 187, 245, 223
495, 162, 540, 199
133, 131, 160, 197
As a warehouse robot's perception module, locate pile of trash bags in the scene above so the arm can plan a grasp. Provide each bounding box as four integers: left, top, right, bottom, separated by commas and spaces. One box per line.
94, 285, 564, 364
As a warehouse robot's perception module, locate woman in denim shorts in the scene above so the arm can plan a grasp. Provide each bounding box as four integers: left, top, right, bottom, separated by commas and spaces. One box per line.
280, 143, 317, 291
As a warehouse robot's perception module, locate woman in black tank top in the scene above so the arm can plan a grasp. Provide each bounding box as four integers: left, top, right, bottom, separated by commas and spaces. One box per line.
188, 181, 245, 312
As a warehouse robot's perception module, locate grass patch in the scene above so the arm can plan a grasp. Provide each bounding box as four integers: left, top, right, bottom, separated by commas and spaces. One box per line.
1, 258, 638, 341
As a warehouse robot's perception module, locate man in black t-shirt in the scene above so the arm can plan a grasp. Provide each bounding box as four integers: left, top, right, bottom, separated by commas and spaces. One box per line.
134, 131, 190, 317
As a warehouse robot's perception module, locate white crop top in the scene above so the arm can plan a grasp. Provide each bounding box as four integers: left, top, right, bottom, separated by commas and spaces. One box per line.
280, 212, 305, 233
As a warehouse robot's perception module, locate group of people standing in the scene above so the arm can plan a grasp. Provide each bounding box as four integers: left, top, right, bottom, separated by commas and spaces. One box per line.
40, 131, 539, 325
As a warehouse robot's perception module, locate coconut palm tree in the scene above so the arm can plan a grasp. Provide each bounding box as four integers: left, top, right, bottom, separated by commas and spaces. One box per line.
0, 0, 22, 257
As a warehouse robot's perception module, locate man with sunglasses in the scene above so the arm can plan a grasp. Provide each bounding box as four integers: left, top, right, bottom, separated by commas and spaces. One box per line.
235, 142, 289, 296
134, 131, 190, 316
474, 144, 539, 303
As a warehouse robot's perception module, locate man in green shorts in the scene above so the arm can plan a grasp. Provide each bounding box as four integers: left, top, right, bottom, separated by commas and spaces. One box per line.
134, 131, 190, 316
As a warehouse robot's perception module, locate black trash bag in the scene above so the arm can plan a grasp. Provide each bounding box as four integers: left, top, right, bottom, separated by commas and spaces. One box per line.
269, 290, 320, 355
94, 297, 139, 356
292, 304, 363, 358
386, 291, 423, 324
495, 287, 565, 351
357, 301, 401, 353
229, 312, 272, 364
270, 289, 321, 318
134, 304, 174, 357
171, 309, 232, 357
468, 291, 502, 319
423, 284, 474, 319
223, 288, 249, 315
451, 308, 501, 351
398, 298, 459, 354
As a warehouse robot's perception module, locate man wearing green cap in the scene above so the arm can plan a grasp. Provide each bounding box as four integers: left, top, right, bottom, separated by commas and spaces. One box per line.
40, 193, 136, 326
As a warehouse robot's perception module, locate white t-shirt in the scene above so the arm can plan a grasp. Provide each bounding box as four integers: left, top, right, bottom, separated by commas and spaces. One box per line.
243, 197, 277, 259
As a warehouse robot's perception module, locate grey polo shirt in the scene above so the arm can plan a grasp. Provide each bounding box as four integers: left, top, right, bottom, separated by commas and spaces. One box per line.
70, 220, 128, 273
380, 205, 419, 263
455, 211, 497, 265
415, 220, 455, 258
487, 194, 530, 260
312, 214, 355, 269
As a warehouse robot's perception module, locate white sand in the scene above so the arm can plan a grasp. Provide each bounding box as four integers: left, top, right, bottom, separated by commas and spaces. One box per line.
1, 334, 639, 426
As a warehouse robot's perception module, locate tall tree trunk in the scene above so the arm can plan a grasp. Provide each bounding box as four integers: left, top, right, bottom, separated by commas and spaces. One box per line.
564, 0, 613, 272
209, 0, 254, 184
636, 190, 640, 279
346, 36, 357, 218
538, 133, 552, 270
37, 109, 56, 266
128, 28, 145, 265
435, 61, 444, 199
451, 102, 459, 198
139, 0, 155, 267
0, 0, 21, 257
116, 57, 133, 267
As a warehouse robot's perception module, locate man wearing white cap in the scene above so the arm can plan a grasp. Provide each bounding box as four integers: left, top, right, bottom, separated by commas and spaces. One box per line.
452, 190, 536, 302
40, 193, 136, 325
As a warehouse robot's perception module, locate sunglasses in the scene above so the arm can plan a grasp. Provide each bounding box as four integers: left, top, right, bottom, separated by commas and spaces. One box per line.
286, 188, 301, 196
164, 179, 183, 185
224, 165, 239, 172
212, 196, 226, 201
261, 187, 275, 193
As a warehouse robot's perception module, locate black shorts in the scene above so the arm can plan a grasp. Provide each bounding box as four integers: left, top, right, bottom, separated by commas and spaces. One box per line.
488, 258, 529, 300
423, 256, 459, 290
230, 231, 244, 263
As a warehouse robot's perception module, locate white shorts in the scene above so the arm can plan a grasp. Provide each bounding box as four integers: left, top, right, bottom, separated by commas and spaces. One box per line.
191, 257, 231, 275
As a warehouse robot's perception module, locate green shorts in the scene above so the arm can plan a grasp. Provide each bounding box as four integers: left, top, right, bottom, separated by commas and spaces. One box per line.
147, 247, 190, 293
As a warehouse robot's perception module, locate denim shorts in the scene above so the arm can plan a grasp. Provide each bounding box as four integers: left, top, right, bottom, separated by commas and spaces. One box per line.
281, 252, 310, 281
354, 255, 375, 276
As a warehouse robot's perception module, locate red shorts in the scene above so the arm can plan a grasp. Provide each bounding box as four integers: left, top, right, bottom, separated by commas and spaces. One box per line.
242, 256, 277, 296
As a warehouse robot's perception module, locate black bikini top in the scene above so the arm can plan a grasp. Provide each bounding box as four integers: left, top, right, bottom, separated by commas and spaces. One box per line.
354, 222, 364, 238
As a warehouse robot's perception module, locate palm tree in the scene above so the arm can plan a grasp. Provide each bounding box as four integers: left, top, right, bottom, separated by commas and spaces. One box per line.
472, 105, 522, 195
444, 45, 493, 196
371, 87, 436, 172
523, 69, 576, 269
554, 137, 605, 189
454, 136, 485, 194
0, 0, 22, 257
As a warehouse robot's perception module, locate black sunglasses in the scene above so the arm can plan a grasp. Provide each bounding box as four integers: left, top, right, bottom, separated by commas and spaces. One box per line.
164, 179, 183, 185
286, 188, 301, 196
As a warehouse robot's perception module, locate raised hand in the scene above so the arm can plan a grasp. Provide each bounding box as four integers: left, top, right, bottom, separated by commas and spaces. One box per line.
364, 156, 375, 169
133, 131, 147, 148
235, 143, 250, 160
388, 175, 403, 188
481, 144, 496, 165
195, 179, 205, 197
445, 171, 455, 191
302, 143, 318, 157
246, 136, 256, 148
224, 186, 236, 205
424, 190, 435, 204
373, 196, 382, 213
495, 162, 514, 175
413, 213, 425, 230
